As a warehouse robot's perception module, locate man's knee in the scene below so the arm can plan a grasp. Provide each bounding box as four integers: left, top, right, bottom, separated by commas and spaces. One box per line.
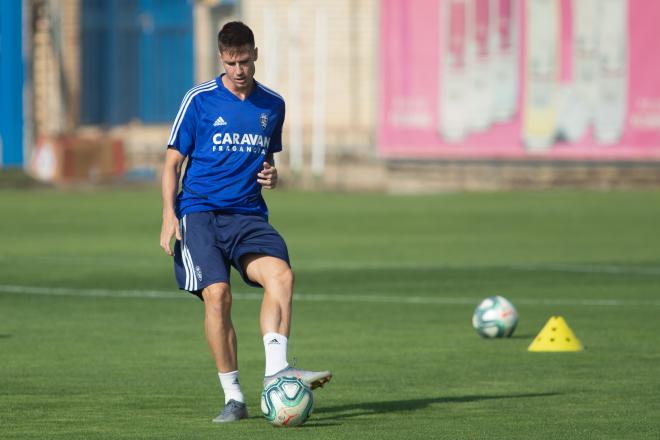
202, 283, 232, 313
265, 267, 294, 296
281, 267, 295, 290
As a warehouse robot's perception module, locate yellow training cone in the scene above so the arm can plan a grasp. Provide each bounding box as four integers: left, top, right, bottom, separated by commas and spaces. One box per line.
528, 316, 583, 352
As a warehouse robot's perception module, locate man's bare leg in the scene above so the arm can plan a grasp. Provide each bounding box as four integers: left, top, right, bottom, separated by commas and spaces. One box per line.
202, 282, 238, 372
241, 255, 293, 336
242, 254, 331, 389
202, 282, 247, 422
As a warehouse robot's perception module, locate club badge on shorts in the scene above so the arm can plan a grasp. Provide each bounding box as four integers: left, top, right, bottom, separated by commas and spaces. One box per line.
260, 113, 268, 130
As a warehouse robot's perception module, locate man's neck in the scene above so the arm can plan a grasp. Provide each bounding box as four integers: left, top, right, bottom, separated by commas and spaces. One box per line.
222, 74, 255, 101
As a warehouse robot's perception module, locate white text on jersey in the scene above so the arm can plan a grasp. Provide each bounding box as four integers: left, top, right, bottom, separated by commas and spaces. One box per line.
212, 133, 271, 149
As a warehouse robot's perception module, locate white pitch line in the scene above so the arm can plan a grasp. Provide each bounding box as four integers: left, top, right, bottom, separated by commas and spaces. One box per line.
297, 261, 660, 275
508, 263, 660, 276
1, 285, 659, 307
0, 285, 184, 299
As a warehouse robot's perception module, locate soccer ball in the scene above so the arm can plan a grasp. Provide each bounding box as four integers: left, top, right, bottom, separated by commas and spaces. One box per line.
472, 295, 518, 338
261, 376, 313, 427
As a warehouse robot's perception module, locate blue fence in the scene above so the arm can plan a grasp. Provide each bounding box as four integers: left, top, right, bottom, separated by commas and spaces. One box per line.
0, 0, 24, 167
81, 0, 193, 126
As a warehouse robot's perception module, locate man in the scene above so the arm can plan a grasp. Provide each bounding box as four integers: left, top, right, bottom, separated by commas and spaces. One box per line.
159, 21, 331, 423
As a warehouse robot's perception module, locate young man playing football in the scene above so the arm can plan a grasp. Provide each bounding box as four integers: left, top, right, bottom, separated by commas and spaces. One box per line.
159, 21, 331, 423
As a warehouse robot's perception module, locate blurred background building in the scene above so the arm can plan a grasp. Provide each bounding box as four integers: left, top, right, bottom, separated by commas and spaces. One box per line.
1, 0, 660, 191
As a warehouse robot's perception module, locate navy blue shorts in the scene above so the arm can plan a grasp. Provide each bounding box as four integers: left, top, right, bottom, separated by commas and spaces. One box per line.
173, 211, 290, 299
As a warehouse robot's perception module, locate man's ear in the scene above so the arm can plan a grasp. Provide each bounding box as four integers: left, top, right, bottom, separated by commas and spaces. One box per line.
254, 47, 259, 62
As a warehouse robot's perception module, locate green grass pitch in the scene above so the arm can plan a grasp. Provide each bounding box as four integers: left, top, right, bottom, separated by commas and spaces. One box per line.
1, 187, 659, 439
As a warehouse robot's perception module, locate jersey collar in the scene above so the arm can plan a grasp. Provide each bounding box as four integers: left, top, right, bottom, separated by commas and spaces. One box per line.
216, 73, 258, 102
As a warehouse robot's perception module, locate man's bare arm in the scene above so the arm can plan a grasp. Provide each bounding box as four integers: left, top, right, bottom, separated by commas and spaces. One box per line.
160, 148, 185, 256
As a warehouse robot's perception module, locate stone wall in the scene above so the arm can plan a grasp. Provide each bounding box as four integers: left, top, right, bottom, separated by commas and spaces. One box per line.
275, 155, 660, 193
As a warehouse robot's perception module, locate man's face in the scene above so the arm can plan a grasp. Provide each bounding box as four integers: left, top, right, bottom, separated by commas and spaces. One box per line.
220, 45, 258, 91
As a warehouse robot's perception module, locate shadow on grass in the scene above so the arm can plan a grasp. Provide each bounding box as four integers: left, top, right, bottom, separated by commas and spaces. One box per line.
315, 392, 559, 421
0, 334, 12, 339
475, 334, 534, 340
296, 421, 343, 428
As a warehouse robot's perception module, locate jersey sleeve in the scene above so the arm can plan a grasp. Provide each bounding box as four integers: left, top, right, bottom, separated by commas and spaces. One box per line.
268, 102, 285, 154
167, 94, 198, 156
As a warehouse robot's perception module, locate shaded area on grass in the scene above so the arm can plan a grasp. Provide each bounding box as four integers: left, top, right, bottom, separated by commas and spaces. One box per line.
314, 392, 560, 421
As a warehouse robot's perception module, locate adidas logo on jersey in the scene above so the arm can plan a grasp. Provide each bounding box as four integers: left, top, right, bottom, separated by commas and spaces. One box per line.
213, 116, 227, 127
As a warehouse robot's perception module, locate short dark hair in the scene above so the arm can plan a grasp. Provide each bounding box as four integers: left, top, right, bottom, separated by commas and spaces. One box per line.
217, 21, 255, 53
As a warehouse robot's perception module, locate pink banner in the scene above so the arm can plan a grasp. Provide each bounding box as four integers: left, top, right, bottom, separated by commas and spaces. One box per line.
378, 0, 660, 160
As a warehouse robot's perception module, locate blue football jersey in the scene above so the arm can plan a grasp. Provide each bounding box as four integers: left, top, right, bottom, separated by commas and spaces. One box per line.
168, 74, 285, 219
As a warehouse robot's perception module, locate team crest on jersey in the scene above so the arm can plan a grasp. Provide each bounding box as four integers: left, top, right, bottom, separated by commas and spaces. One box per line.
259, 113, 268, 130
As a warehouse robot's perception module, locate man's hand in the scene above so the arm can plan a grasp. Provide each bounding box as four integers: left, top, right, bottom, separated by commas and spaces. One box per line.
257, 162, 278, 189
160, 212, 181, 256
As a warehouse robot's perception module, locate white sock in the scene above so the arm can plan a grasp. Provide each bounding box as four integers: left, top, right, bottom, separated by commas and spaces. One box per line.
218, 370, 244, 404
263, 332, 289, 376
